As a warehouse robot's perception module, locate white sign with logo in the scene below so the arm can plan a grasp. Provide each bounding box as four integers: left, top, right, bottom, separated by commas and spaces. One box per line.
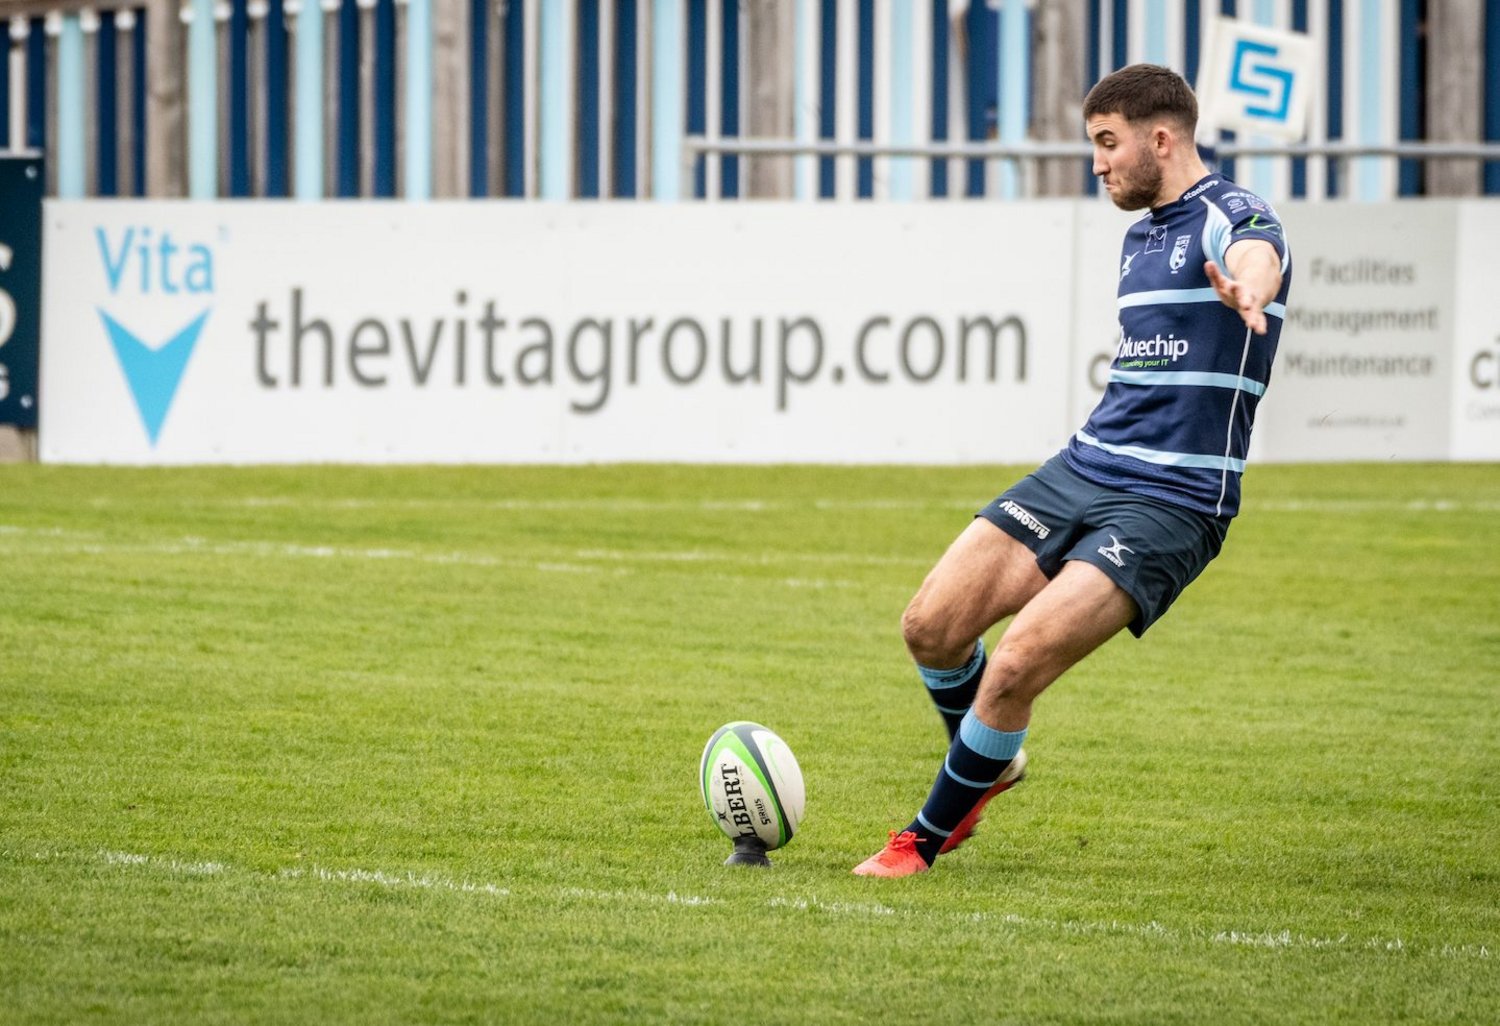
1195, 17, 1317, 142
1451, 204, 1500, 459
40, 202, 1078, 465
1254, 203, 1455, 462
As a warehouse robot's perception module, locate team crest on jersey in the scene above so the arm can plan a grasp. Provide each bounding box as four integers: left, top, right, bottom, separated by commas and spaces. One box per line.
1145, 225, 1167, 253
1169, 234, 1192, 273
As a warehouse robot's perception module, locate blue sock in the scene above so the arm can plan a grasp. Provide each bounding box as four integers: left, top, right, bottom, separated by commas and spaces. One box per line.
917, 640, 985, 740
905, 709, 1027, 865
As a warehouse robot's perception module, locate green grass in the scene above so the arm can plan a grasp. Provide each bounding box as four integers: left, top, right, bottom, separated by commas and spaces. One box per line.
1, 462, 1497, 1025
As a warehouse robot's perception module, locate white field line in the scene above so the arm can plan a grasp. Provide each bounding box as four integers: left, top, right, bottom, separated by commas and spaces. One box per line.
0, 525, 907, 586
73, 495, 1500, 515
7, 847, 1490, 963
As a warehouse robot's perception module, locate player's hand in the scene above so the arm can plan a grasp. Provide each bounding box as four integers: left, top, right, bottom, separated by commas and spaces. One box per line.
1204, 260, 1268, 335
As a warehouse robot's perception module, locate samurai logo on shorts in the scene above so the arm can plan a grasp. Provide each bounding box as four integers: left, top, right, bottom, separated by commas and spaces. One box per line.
1097, 534, 1134, 568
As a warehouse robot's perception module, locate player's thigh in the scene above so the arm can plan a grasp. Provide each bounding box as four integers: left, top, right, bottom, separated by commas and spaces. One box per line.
904, 518, 1048, 658
984, 559, 1138, 701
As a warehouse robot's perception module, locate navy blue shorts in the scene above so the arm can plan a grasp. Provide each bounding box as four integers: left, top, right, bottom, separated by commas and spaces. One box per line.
977, 455, 1230, 637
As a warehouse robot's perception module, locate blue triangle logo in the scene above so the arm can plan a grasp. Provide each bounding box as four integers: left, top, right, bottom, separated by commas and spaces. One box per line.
98, 308, 211, 446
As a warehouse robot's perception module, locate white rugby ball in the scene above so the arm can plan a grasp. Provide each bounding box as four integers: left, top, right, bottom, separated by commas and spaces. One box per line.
699, 721, 805, 852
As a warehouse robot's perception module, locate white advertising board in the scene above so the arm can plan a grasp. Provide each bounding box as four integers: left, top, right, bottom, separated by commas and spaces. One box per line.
41, 201, 1079, 465
1451, 203, 1500, 460
1256, 202, 1456, 462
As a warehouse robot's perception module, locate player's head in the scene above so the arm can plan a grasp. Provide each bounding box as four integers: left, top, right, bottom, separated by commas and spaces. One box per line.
1083, 64, 1199, 138
1083, 64, 1200, 210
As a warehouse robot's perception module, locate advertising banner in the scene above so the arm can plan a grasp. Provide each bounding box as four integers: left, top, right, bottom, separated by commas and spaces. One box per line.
1451, 203, 1500, 460
1256, 202, 1455, 462
41, 201, 1080, 465
0, 156, 43, 428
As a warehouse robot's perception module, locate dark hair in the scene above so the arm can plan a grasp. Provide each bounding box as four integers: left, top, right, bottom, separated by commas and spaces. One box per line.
1082, 64, 1198, 135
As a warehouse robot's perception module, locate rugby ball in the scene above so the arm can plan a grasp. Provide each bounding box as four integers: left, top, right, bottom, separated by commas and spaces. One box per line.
699, 721, 805, 852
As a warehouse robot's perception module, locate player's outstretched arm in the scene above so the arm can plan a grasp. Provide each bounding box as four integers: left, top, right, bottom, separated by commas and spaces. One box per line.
1205, 239, 1283, 335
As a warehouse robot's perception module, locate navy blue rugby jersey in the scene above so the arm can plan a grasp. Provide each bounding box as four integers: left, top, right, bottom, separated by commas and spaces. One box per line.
1063, 174, 1292, 518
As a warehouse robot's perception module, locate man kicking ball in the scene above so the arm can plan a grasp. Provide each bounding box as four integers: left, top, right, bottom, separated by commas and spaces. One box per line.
853, 64, 1292, 877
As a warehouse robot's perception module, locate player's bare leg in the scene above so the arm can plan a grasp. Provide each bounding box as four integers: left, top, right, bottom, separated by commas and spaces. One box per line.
975, 560, 1137, 732
901, 519, 1048, 670
855, 558, 1136, 876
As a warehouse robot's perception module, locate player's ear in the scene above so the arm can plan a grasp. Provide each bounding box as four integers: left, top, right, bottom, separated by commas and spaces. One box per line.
1150, 123, 1174, 155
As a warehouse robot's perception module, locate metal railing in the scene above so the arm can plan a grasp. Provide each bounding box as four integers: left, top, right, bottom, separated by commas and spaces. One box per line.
681, 136, 1500, 200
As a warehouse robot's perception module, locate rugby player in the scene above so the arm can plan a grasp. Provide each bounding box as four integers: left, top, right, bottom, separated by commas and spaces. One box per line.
854, 64, 1292, 877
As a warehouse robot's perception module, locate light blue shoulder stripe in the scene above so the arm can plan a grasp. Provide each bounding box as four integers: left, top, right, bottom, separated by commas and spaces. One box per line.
1201, 197, 1233, 266
1110, 369, 1267, 396
1075, 430, 1247, 473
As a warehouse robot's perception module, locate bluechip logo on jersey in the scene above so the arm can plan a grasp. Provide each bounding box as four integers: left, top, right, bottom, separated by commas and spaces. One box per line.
1117, 333, 1191, 363
1097, 535, 1134, 568
1146, 225, 1167, 253
94, 226, 219, 446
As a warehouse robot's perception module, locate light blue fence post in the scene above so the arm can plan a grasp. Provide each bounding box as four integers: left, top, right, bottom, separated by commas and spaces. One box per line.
538, 0, 570, 198
651, 0, 683, 200
56, 14, 85, 197
190, 0, 218, 197
997, 0, 1026, 199
405, 0, 433, 198
889, 0, 914, 201
295, 0, 324, 198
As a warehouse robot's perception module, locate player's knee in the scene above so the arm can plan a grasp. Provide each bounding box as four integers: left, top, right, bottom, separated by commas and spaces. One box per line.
901, 596, 963, 666
983, 643, 1047, 704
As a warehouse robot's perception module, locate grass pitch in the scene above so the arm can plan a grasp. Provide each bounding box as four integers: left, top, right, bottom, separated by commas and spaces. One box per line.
1, 461, 1496, 1025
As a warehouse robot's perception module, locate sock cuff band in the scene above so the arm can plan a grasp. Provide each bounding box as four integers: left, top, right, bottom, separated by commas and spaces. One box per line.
958, 709, 1027, 761
917, 639, 985, 690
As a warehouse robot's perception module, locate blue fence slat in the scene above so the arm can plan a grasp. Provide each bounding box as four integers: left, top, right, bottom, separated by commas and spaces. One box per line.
1397, 0, 1420, 196
720, 0, 739, 198
266, 0, 289, 196
930, 0, 949, 198
469, 0, 488, 196
1486, 0, 1500, 193
1325, 0, 1344, 197
502, 0, 524, 196
687, 0, 706, 197
687, 0, 707, 197
229, 0, 250, 197
26, 18, 45, 152
1289, 0, 1308, 196
613, 0, 638, 197
0, 17, 8, 149
963, 2, 994, 196
1110, 0, 1127, 71
133, 8, 146, 195
1084, 0, 1099, 195
1184, 0, 1201, 84
818, 0, 835, 198
578, 0, 600, 198
374, 0, 396, 196
1216, 0, 1237, 184
338, 0, 360, 197
98, 11, 119, 195
856, 0, 873, 198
